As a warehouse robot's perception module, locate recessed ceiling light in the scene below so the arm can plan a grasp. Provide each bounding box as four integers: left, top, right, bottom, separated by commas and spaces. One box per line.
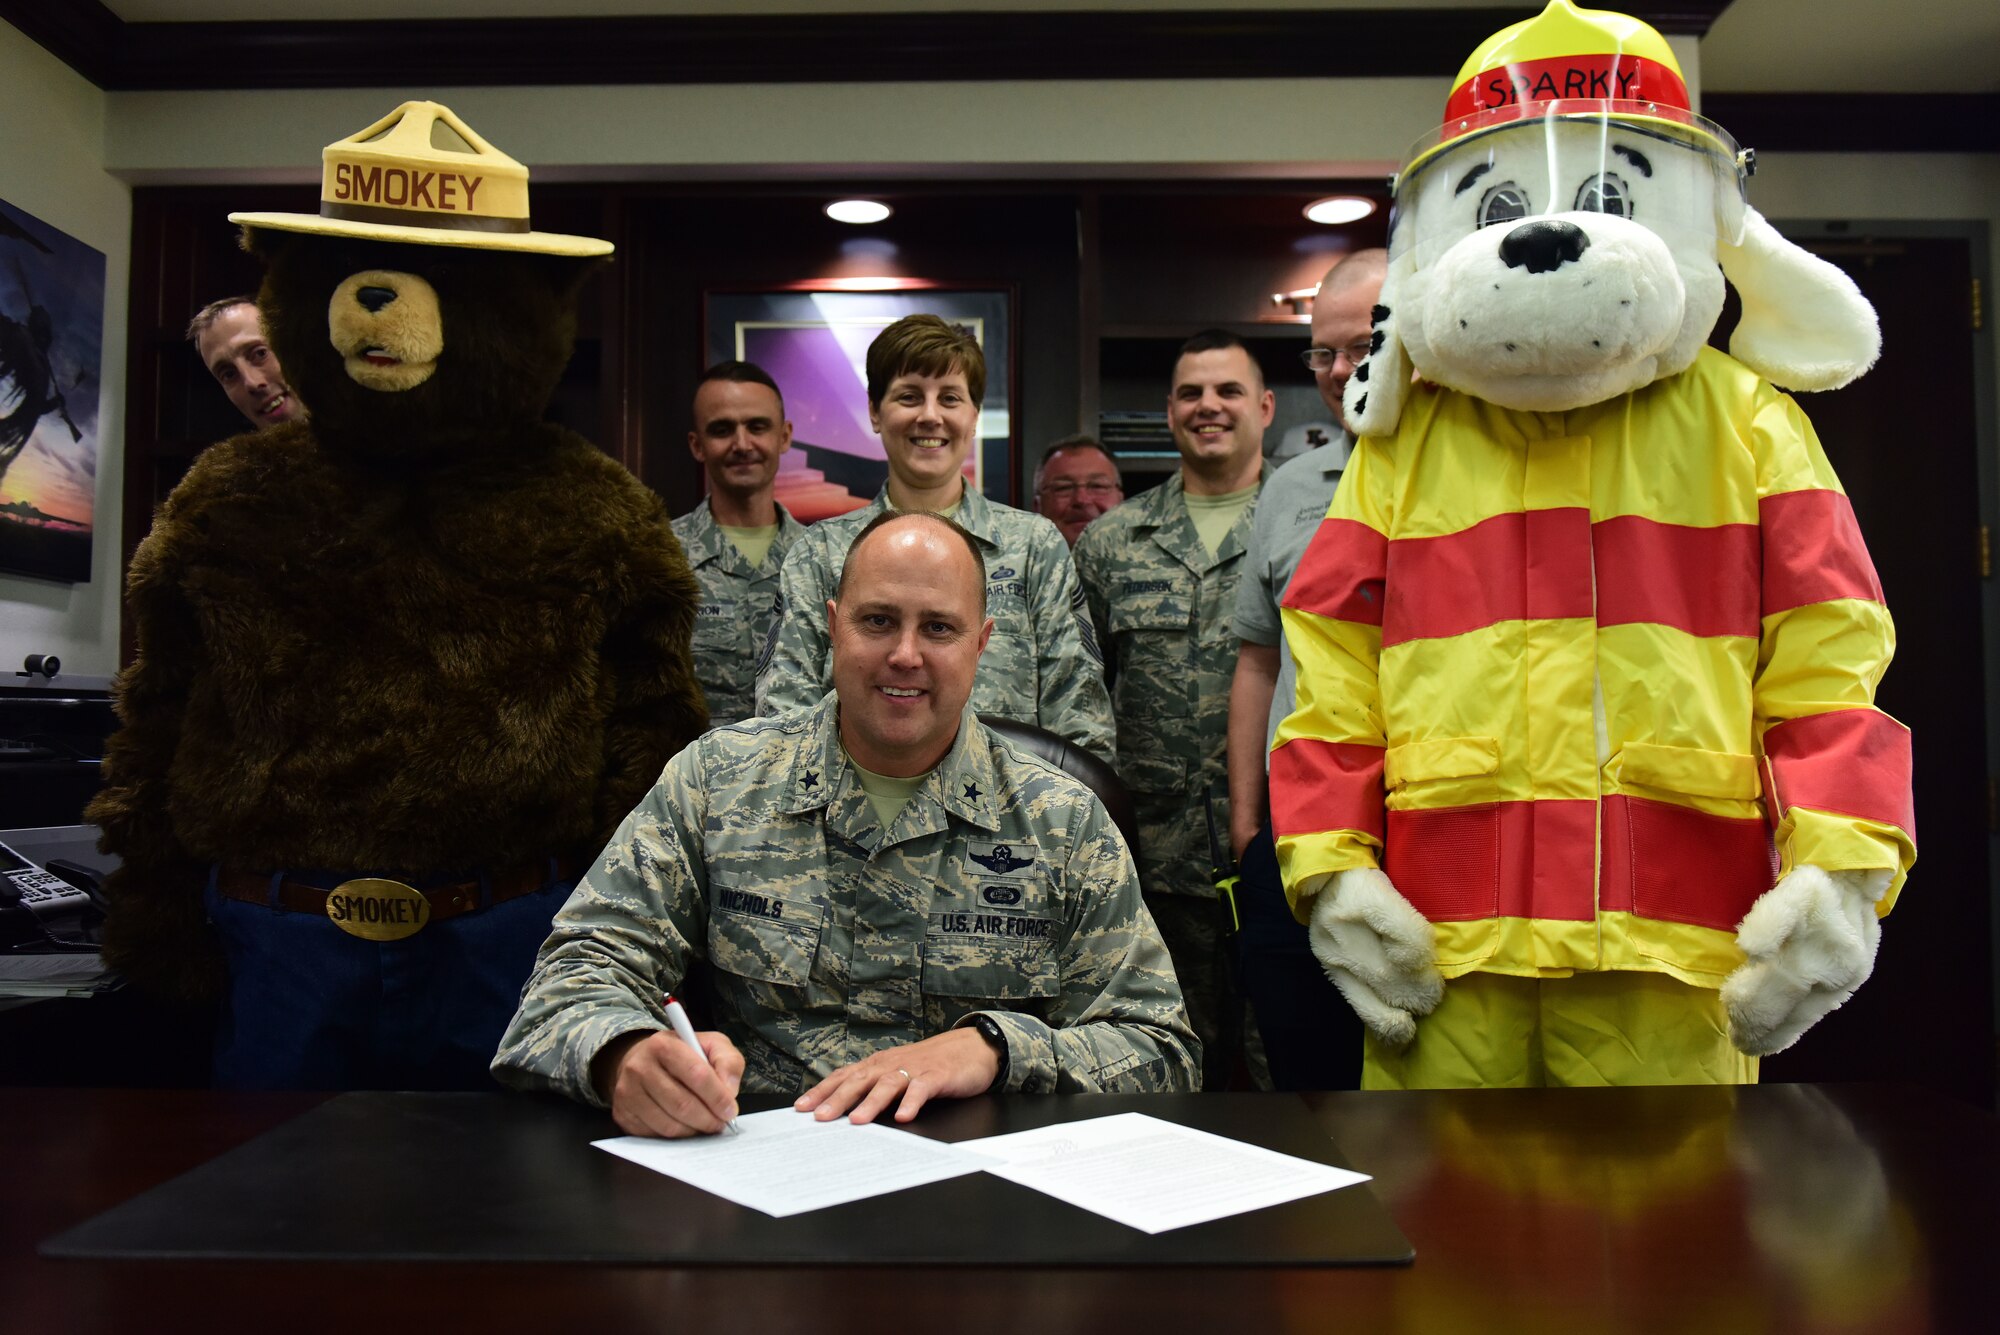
1304, 196, 1376, 225
826, 199, 892, 225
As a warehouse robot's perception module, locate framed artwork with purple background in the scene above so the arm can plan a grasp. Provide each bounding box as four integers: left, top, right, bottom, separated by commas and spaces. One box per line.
1, 196, 104, 583
703, 287, 1013, 523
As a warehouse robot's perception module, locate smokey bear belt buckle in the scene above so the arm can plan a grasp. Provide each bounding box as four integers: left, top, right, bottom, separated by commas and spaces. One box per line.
326, 877, 431, 940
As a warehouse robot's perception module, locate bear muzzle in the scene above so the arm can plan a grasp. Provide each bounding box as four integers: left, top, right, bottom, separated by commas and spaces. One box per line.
328, 269, 445, 392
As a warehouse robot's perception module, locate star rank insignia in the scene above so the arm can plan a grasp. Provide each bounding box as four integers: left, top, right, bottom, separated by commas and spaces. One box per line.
801, 770, 820, 790
963, 782, 982, 801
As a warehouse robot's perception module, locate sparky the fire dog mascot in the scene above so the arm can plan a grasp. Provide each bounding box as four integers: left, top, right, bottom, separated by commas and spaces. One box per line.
1271, 1, 1915, 1087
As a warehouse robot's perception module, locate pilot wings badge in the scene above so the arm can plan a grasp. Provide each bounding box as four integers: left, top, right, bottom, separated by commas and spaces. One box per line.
967, 840, 1037, 876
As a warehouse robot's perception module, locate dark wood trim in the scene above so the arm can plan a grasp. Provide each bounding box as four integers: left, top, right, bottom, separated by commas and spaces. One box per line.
1077, 191, 1104, 441
11, 4, 1984, 154
1705, 93, 2000, 155
1, 5, 1732, 91
0, 0, 120, 88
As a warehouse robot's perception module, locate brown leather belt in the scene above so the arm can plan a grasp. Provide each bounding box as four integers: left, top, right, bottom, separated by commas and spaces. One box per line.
214, 855, 580, 925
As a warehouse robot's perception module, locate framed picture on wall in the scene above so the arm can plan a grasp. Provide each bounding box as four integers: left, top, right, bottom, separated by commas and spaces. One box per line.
1, 197, 105, 584
703, 286, 1014, 523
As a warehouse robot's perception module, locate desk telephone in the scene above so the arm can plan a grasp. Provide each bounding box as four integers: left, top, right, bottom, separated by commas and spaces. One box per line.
1, 840, 104, 952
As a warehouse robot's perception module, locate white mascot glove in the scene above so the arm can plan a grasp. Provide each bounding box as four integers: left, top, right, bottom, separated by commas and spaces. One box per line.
1721, 866, 1891, 1057
1306, 867, 1444, 1048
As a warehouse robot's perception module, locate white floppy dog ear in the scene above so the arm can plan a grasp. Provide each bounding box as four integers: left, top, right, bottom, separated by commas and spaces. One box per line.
1343, 257, 1412, 436
1719, 207, 1880, 392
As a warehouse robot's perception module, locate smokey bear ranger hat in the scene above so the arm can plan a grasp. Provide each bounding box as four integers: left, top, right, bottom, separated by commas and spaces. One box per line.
229, 100, 612, 258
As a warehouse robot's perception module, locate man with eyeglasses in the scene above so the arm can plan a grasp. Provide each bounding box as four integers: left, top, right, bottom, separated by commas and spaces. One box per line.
1225, 247, 1385, 1091
1033, 435, 1125, 547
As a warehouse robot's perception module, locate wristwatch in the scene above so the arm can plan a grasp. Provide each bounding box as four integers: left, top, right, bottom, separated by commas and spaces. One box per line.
968, 1013, 1010, 1091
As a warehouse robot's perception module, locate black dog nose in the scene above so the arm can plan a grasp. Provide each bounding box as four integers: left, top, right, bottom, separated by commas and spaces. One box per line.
356, 285, 398, 313
1499, 220, 1591, 274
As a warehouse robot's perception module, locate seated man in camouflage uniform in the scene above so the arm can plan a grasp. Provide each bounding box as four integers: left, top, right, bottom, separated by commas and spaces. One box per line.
495, 511, 1198, 1137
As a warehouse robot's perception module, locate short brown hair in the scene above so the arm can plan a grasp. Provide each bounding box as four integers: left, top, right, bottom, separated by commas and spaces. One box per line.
1176, 327, 1265, 391
186, 296, 257, 344
865, 314, 985, 409
695, 359, 785, 415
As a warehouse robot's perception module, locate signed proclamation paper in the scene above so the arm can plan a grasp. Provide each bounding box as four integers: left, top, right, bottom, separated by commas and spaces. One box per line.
959, 1112, 1370, 1234
595, 1108, 991, 1217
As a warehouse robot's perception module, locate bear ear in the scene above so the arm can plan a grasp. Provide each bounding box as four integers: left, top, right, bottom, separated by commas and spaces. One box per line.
237, 224, 312, 272
1719, 207, 1880, 392
237, 223, 279, 261
516, 252, 608, 302
1343, 278, 1411, 438
558, 254, 610, 301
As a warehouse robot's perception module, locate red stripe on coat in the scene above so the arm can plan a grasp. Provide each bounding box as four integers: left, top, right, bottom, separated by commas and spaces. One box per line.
1761, 489, 1885, 613
1282, 518, 1386, 626
1593, 514, 1761, 638
1600, 794, 1778, 932
1380, 509, 1593, 647
1270, 738, 1385, 843
1385, 797, 1776, 932
1385, 800, 1597, 922
1764, 709, 1916, 843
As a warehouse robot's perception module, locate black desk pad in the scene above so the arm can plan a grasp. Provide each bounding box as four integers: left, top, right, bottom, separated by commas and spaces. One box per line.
42, 1091, 1413, 1266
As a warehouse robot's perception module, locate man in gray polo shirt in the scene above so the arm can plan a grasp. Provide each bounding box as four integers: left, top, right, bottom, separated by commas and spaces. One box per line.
1225, 248, 1383, 1090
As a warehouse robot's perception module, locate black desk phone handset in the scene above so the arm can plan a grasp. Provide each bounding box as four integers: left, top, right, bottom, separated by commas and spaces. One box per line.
1, 841, 102, 952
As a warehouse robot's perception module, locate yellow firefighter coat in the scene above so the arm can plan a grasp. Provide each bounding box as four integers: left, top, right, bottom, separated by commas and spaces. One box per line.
1273, 346, 1915, 987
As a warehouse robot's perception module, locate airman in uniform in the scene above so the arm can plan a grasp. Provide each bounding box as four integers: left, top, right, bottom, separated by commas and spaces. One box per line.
754, 314, 1114, 765
673, 361, 804, 727
495, 510, 1196, 1136
1072, 329, 1271, 1090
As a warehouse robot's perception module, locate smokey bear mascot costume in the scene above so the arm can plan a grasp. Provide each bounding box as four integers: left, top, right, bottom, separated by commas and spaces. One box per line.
1272, 2, 1915, 1088
91, 102, 708, 1090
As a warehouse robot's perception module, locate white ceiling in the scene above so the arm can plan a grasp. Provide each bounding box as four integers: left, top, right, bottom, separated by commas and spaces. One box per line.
99, 0, 2000, 94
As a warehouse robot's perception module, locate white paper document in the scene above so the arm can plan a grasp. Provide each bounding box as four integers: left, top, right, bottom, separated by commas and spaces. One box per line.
594, 1107, 992, 1217
958, 1111, 1370, 1234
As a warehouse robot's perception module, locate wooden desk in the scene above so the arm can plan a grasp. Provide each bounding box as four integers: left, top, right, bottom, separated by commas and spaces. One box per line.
7, 1083, 1995, 1333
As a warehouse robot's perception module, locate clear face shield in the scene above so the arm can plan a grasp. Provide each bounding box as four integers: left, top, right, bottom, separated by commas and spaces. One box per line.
1388, 100, 1751, 272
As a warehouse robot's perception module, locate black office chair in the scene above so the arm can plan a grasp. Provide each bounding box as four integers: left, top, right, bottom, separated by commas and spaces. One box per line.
977, 715, 1140, 860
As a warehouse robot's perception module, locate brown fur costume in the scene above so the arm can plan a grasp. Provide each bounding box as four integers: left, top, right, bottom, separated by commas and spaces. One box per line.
90, 230, 707, 1001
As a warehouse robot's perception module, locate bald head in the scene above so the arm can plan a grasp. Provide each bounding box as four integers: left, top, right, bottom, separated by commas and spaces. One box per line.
837, 510, 988, 617
1311, 247, 1388, 428
829, 510, 995, 776
1318, 246, 1387, 300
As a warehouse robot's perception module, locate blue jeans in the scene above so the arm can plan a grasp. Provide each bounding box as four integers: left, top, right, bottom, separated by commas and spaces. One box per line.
204, 867, 573, 1090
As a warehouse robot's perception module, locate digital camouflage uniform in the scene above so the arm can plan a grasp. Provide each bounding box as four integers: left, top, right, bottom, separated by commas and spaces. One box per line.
492, 696, 1198, 1104
672, 499, 803, 728
1071, 468, 1264, 1088
754, 485, 1116, 764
